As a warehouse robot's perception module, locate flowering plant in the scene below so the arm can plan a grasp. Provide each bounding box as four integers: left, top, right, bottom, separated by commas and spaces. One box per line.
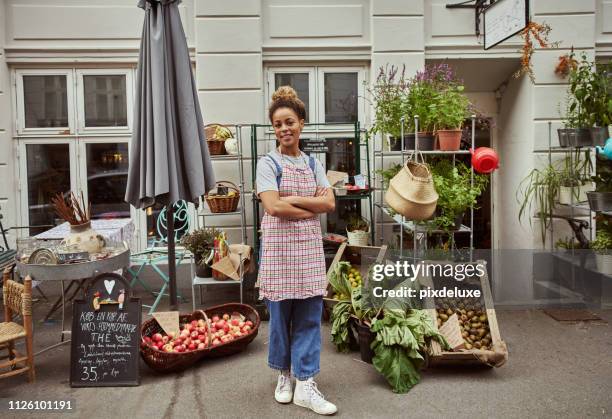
366, 65, 409, 138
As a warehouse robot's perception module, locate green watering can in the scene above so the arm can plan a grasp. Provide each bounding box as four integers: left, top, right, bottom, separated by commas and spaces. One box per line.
595, 138, 612, 160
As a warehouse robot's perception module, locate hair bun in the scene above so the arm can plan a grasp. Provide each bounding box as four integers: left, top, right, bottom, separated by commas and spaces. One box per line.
272, 85, 298, 102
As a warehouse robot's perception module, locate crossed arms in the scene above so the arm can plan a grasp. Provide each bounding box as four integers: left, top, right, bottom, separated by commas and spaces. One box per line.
259, 187, 336, 219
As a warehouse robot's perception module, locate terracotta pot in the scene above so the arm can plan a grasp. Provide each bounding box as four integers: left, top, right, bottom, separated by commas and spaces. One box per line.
436, 130, 462, 151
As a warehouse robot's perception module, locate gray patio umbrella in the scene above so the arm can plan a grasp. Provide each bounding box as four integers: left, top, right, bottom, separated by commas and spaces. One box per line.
126, 0, 215, 310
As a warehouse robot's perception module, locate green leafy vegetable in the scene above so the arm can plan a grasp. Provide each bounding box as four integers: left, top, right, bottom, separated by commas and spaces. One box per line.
328, 261, 352, 298
330, 301, 353, 353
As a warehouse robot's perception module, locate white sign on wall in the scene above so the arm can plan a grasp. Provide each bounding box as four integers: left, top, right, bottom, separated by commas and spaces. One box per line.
483, 0, 529, 50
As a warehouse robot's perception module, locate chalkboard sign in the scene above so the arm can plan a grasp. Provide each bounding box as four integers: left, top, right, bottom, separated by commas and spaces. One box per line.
70, 273, 141, 387
301, 138, 328, 153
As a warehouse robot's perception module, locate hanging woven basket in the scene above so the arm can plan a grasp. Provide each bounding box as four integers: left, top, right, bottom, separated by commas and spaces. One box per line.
384, 153, 438, 221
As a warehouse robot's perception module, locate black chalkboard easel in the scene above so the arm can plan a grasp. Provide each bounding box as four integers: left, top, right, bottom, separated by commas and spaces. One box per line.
70, 273, 141, 387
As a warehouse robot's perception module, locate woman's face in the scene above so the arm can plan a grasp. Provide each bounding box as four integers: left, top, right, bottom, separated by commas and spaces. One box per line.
272, 107, 304, 148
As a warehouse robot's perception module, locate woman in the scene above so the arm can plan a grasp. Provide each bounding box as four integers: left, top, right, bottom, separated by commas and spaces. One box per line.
256, 86, 337, 415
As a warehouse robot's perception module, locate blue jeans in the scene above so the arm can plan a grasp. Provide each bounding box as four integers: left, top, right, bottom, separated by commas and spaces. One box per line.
265, 296, 322, 380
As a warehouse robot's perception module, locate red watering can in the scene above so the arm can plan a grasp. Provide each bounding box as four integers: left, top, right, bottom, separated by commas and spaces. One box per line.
471, 147, 499, 174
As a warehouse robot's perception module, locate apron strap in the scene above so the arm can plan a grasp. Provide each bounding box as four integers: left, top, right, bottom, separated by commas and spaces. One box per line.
266, 152, 317, 188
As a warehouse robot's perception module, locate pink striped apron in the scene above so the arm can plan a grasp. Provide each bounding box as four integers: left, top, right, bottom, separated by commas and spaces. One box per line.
258, 154, 327, 301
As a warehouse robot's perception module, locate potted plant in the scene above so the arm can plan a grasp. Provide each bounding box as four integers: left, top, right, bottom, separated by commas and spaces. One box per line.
431, 84, 471, 151
591, 230, 612, 275
555, 237, 581, 252
560, 52, 611, 147
366, 65, 408, 151
375, 163, 402, 189
346, 214, 370, 246
405, 64, 457, 151
558, 151, 594, 204
430, 160, 489, 232
181, 227, 221, 277
587, 167, 612, 212
517, 164, 562, 244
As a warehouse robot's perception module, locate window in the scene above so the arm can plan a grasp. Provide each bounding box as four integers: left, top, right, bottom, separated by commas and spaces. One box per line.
76, 69, 133, 133
16, 70, 75, 135
266, 65, 368, 234
14, 68, 145, 248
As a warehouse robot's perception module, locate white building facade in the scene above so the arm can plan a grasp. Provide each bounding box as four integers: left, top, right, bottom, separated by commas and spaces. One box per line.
0, 0, 609, 262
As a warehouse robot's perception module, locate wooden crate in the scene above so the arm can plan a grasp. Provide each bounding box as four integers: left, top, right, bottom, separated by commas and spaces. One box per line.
323, 242, 388, 311
420, 260, 508, 368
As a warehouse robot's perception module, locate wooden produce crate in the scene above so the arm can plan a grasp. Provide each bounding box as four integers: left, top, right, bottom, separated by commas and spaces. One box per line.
323, 242, 387, 311
419, 260, 508, 368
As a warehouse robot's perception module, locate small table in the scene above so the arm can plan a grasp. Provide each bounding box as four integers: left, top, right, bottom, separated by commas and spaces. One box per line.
16, 246, 130, 355
35, 218, 135, 245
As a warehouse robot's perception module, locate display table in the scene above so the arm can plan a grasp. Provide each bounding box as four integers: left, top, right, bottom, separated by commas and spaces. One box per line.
35, 218, 135, 245
15, 245, 130, 355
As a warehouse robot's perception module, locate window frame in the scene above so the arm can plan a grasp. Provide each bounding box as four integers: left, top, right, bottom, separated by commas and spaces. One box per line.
15, 69, 76, 136
75, 69, 133, 135
316, 66, 366, 130
266, 66, 317, 124
16, 138, 79, 231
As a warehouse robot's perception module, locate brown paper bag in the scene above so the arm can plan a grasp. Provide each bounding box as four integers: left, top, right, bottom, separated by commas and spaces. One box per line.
211, 244, 253, 281
439, 313, 465, 350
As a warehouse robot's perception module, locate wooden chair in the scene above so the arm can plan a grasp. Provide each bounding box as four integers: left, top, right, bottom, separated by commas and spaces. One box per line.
0, 266, 34, 382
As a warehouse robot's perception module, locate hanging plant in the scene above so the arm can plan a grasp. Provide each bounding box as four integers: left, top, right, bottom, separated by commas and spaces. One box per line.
513, 21, 559, 83
555, 52, 578, 78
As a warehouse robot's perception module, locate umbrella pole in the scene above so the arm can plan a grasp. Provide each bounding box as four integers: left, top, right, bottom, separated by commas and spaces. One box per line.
167, 203, 178, 310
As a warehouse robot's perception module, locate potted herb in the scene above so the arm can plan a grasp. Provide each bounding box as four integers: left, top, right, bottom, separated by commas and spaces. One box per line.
346, 214, 370, 246
366, 65, 408, 151
375, 163, 402, 189
431, 84, 471, 151
430, 160, 489, 232
181, 227, 221, 277
405, 64, 458, 151
590, 230, 612, 275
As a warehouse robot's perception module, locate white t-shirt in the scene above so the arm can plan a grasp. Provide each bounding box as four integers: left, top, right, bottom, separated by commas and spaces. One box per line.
256, 150, 331, 195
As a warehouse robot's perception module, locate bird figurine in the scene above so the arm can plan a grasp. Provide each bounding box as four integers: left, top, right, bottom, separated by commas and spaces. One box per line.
93, 291, 101, 311
118, 289, 125, 310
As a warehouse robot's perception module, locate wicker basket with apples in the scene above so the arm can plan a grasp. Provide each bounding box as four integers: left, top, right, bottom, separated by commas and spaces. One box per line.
140, 303, 260, 372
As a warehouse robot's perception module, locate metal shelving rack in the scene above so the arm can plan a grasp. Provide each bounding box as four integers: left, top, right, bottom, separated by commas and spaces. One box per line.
372, 115, 476, 261
250, 122, 374, 262
191, 124, 248, 309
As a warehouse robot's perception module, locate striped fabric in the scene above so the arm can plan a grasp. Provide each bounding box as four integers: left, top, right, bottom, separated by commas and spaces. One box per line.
258, 155, 327, 301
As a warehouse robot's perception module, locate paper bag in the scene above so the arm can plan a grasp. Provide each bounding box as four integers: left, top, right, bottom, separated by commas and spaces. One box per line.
211, 244, 253, 281
326, 170, 348, 187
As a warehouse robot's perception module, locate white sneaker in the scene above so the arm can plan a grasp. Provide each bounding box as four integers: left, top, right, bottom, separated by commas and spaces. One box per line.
293, 378, 338, 415
274, 371, 293, 404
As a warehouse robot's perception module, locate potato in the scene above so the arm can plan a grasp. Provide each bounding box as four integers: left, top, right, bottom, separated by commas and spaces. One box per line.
469, 329, 478, 336
471, 322, 482, 329
485, 333, 491, 340
460, 314, 468, 322
481, 338, 490, 346
479, 314, 487, 322
464, 343, 473, 350
467, 310, 474, 318
462, 331, 469, 338
471, 316, 479, 322
477, 328, 487, 338
439, 313, 449, 321
469, 334, 477, 341
473, 341, 482, 349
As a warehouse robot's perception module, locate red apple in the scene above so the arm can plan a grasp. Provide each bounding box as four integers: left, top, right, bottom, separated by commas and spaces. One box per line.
243, 325, 252, 332
215, 320, 225, 329
188, 343, 197, 351
212, 339, 221, 346
162, 335, 169, 344
191, 331, 199, 339
223, 324, 230, 333
238, 321, 245, 328
231, 319, 240, 326
197, 343, 206, 350
184, 338, 191, 346
152, 333, 163, 342
197, 319, 206, 327
245, 321, 253, 327
198, 334, 206, 341
222, 313, 230, 321
212, 315, 220, 323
